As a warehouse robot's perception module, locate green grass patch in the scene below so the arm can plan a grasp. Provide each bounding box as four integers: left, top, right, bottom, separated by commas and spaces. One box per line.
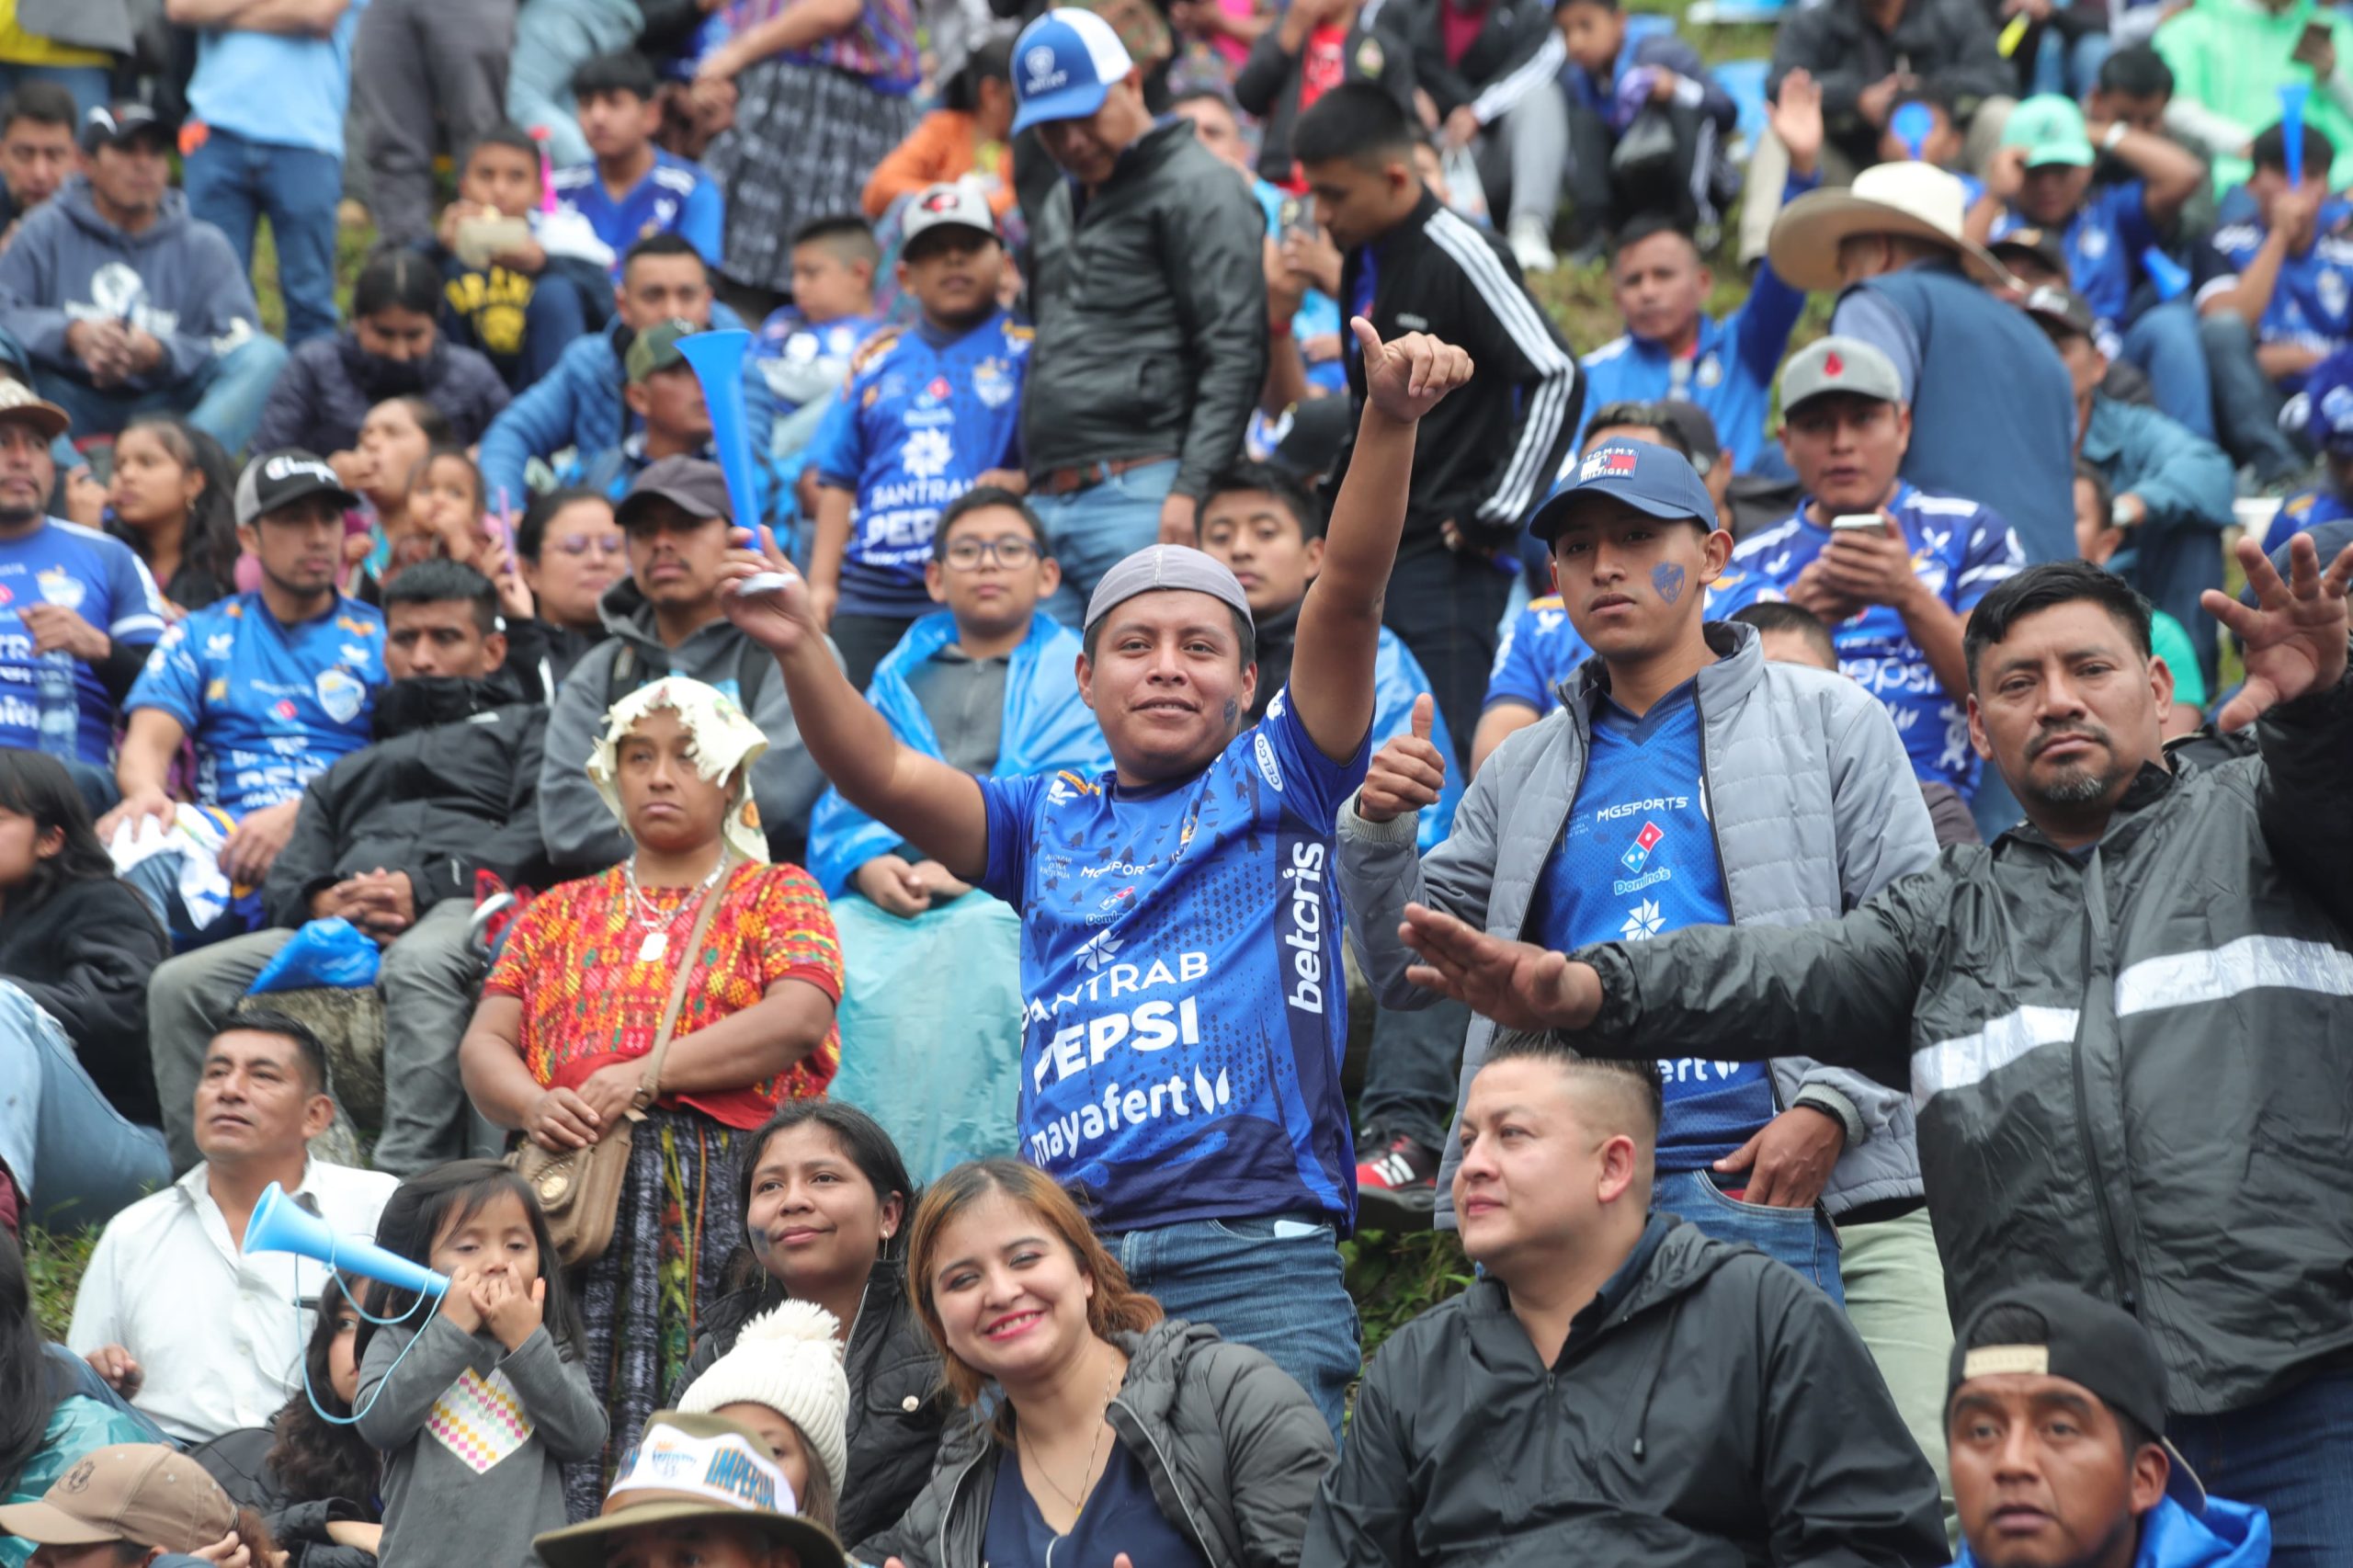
23, 1224, 94, 1343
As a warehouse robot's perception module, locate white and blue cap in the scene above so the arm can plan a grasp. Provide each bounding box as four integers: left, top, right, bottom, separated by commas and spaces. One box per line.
1528, 438, 1718, 542
1011, 9, 1135, 133
2295, 345, 2353, 454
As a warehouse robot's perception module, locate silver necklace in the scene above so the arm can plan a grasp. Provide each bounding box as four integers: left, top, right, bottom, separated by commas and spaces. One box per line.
1021, 1366, 1120, 1519
622, 854, 725, 962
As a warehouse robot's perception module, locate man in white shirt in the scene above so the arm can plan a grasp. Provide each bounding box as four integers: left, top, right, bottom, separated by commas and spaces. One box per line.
69, 1007, 398, 1445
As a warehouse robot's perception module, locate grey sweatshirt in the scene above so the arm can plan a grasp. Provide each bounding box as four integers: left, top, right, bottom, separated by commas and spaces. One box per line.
355, 1313, 606, 1568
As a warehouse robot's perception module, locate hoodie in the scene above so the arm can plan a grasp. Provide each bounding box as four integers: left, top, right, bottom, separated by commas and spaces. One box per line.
0, 177, 263, 392
252, 332, 513, 457
1956, 1495, 2272, 1568
536, 576, 830, 871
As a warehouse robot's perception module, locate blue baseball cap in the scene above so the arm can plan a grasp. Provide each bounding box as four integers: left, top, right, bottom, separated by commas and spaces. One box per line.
2295, 345, 2353, 454
1529, 438, 1718, 542
1010, 9, 1135, 133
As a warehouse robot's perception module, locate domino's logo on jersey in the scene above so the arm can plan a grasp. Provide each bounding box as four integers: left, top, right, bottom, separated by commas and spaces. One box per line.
1620, 820, 1664, 873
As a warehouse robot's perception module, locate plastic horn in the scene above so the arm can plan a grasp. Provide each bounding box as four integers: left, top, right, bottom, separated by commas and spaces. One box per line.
244, 1181, 449, 1298
2283, 84, 2312, 187
1892, 101, 1934, 162
676, 327, 794, 596
2143, 246, 2190, 301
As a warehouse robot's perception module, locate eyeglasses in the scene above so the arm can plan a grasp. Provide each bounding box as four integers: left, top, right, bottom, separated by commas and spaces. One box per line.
942, 536, 1039, 570
551, 532, 627, 558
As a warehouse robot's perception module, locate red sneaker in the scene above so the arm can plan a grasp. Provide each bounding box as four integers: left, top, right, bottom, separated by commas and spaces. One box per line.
1356, 1134, 1440, 1227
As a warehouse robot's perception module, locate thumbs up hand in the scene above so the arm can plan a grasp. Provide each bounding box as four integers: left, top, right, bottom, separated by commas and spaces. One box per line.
1357, 693, 1449, 824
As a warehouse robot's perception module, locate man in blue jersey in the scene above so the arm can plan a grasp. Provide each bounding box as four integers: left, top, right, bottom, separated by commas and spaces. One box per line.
1577, 71, 1822, 471
1713, 336, 2026, 802
721, 318, 1474, 1437
2277, 344, 2353, 539
805, 185, 1029, 689
0, 379, 165, 801
554, 51, 724, 278
104, 450, 386, 893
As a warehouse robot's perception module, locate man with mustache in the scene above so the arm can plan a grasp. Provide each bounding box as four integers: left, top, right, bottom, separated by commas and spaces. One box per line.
1395, 533, 2353, 1563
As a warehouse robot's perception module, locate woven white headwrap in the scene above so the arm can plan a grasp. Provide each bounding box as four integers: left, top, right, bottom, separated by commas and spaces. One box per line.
586, 676, 770, 865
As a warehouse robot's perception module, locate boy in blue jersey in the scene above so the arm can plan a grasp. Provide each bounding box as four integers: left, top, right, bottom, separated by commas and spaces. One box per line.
554, 51, 724, 278
2196, 119, 2353, 488
1554, 0, 1738, 247
755, 217, 881, 458
806, 186, 1027, 689
721, 318, 1476, 1437
1982, 94, 2212, 440
105, 450, 386, 892
1713, 336, 2024, 801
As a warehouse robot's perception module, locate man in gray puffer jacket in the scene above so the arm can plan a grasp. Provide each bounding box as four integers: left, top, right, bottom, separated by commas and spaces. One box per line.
1338, 439, 1958, 1507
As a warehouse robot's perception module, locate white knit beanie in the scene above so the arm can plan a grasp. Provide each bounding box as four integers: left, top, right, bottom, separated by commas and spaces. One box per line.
677, 1301, 850, 1501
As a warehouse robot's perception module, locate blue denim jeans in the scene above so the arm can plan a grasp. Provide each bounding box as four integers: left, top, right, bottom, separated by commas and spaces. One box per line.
33, 333, 290, 455
1029, 459, 1179, 625
2170, 1368, 2353, 1568
1653, 1168, 1845, 1305
0, 981, 170, 1230
2200, 310, 2306, 483
1106, 1212, 1358, 1442
2120, 300, 2215, 442
183, 128, 345, 346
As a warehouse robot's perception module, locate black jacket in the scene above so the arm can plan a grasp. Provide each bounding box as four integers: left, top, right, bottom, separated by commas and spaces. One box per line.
1572, 670, 2353, 1415
251, 332, 512, 457
858, 1318, 1334, 1568
1022, 118, 1267, 501
260, 673, 551, 929
0, 875, 166, 1122
1399, 0, 1557, 119
1768, 0, 2012, 169
1302, 1216, 1945, 1566
1327, 189, 1581, 552
674, 1260, 949, 1548
188, 1426, 378, 1568
1233, 17, 1417, 187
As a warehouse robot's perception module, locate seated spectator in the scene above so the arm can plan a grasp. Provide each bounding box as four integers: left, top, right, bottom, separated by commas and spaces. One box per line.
1713, 336, 2025, 801
0, 1444, 275, 1567
0, 749, 168, 1232
1580, 75, 1821, 470
2276, 344, 2353, 540
1299, 1040, 1945, 1563
0, 381, 164, 779
433, 125, 610, 395
2195, 121, 2350, 489
460, 678, 842, 1514
1980, 94, 2214, 441
103, 415, 241, 613
804, 491, 1103, 1178
479, 233, 773, 512
574, 319, 786, 548
144, 560, 547, 1176
676, 1104, 946, 1546
0, 1229, 153, 1565
69, 1011, 398, 1445
2155, 0, 2353, 197
753, 217, 881, 460
858, 1160, 1335, 1568
346, 395, 451, 585
253, 251, 512, 464
186, 1273, 385, 1566
539, 460, 826, 871
513, 487, 621, 686
1232, 0, 1415, 195
1399, 0, 1572, 271
1947, 1286, 2270, 1568
104, 452, 385, 909
860, 38, 1017, 221
0, 84, 74, 245
2023, 284, 2234, 687
1556, 0, 1737, 248
555, 51, 723, 278
805, 188, 1025, 688
172, 0, 363, 349
2082, 48, 2221, 240
0, 103, 287, 456
676, 1301, 848, 1533
2070, 460, 2210, 738
531, 1413, 846, 1568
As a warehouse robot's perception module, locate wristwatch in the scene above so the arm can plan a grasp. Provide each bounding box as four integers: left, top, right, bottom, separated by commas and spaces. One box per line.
2103, 120, 2130, 153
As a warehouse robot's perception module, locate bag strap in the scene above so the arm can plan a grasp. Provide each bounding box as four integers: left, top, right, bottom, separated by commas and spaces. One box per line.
631, 853, 735, 1115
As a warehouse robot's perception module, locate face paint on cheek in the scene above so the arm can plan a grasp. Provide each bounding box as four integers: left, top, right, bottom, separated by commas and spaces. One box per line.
1653, 563, 1687, 604
1222, 697, 1239, 725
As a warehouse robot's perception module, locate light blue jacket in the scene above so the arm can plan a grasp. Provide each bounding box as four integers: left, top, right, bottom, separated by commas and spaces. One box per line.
807, 610, 1113, 897
1958, 1495, 2270, 1568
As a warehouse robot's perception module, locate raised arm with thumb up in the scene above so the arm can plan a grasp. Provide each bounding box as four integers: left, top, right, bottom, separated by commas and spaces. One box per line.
1356, 692, 1449, 824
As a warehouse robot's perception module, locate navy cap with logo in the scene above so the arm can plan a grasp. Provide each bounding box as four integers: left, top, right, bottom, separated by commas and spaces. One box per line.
1010, 9, 1135, 133
1528, 438, 1718, 542
235, 450, 360, 527
82, 102, 170, 155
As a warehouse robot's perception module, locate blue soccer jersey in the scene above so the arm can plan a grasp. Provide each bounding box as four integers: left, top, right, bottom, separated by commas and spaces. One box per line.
552, 150, 724, 278
1991, 182, 2157, 337
1484, 594, 1593, 714
0, 519, 166, 762
977, 686, 1368, 1233
2196, 212, 2353, 390
125, 593, 386, 818
1711, 484, 2023, 798
806, 312, 1029, 618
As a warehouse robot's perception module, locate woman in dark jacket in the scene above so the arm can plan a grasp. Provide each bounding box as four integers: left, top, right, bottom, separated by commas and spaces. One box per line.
858, 1160, 1333, 1568
0, 751, 170, 1230
675, 1102, 946, 1547
104, 415, 242, 613
252, 249, 512, 462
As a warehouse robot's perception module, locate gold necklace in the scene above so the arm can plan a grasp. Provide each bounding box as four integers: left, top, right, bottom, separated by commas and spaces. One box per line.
1021, 1366, 1120, 1515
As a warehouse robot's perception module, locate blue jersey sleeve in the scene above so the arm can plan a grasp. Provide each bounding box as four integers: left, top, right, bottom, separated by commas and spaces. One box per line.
681, 175, 726, 271
1256, 684, 1370, 835
106, 546, 166, 642
125, 621, 202, 729
2106, 178, 2161, 262
979, 771, 1053, 906
1730, 166, 1813, 381
1484, 604, 1568, 712
806, 380, 863, 492
1953, 507, 2025, 610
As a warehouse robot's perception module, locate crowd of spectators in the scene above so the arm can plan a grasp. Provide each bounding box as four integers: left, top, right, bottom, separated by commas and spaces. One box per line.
0, 0, 2347, 1563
